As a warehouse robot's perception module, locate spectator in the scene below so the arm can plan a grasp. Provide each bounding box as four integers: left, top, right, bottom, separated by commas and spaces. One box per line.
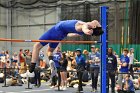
118, 49, 130, 90
53, 47, 62, 88
0, 71, 4, 83
89, 45, 100, 92
5, 51, 11, 68
60, 52, 68, 90
128, 48, 134, 79
5, 50, 10, 65
67, 65, 77, 87
83, 50, 90, 79
25, 49, 32, 66
122, 74, 135, 93
83, 50, 89, 60
48, 56, 57, 88
39, 51, 45, 60
12, 52, 19, 68
95, 48, 100, 54
19, 49, 26, 74
39, 59, 46, 69
107, 47, 117, 93
34, 66, 41, 88
0, 51, 6, 68
75, 48, 86, 93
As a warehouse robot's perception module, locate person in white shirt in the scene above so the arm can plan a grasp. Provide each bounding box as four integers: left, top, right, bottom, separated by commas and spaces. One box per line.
48, 56, 57, 88
127, 48, 134, 79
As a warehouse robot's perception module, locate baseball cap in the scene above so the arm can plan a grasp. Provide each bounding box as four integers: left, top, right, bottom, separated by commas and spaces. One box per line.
76, 48, 82, 53
91, 45, 95, 48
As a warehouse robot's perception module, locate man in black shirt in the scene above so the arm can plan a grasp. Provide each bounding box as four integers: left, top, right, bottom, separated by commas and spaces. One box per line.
107, 47, 117, 93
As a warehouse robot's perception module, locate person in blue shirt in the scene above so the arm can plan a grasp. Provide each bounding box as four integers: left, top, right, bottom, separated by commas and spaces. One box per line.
88, 45, 100, 92
53, 47, 62, 89
118, 49, 130, 90
39, 51, 44, 60
75, 48, 86, 93
29, 20, 103, 73
53, 47, 61, 68
122, 74, 135, 93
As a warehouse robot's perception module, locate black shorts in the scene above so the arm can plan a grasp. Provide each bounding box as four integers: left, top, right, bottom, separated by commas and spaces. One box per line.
60, 67, 67, 72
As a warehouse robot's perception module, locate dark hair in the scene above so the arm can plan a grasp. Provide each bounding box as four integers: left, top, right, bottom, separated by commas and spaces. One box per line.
92, 27, 104, 36
62, 52, 66, 59
39, 59, 43, 61
20, 49, 23, 52
108, 47, 113, 51
48, 56, 53, 60
123, 48, 129, 53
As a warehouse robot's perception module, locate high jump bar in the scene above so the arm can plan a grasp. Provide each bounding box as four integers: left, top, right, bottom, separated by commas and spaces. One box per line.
0, 38, 101, 44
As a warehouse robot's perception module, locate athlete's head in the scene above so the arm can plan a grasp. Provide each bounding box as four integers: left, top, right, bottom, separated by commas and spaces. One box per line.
89, 20, 104, 36
92, 27, 104, 36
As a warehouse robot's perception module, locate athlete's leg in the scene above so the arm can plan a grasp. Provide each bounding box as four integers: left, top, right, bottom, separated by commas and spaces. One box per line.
47, 46, 55, 57
47, 42, 60, 57
29, 42, 43, 73
31, 42, 43, 63
29, 28, 53, 73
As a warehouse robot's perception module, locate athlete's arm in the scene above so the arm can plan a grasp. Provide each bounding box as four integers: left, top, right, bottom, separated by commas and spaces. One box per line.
67, 33, 81, 37
82, 24, 93, 35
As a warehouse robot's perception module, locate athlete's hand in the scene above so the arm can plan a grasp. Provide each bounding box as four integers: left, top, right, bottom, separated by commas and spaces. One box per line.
84, 29, 93, 35
82, 24, 93, 35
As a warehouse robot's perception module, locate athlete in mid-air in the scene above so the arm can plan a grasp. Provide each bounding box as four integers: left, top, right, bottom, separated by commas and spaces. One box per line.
29, 20, 103, 74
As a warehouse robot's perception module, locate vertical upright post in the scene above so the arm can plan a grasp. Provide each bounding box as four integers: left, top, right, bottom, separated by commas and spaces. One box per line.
6, 1, 12, 52
100, 6, 108, 93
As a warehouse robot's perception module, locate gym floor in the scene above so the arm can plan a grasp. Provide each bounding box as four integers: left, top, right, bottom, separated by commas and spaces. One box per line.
0, 83, 140, 93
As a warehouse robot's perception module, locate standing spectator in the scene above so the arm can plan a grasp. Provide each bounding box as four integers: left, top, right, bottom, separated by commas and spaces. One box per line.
60, 53, 68, 90
75, 48, 86, 93
95, 48, 100, 54
53, 47, 61, 87
5, 50, 10, 63
128, 48, 134, 79
48, 56, 57, 88
12, 52, 19, 68
83, 50, 90, 78
0, 51, 6, 68
19, 49, 26, 74
89, 45, 100, 92
107, 47, 117, 93
5, 50, 10, 68
118, 49, 130, 90
25, 49, 32, 66
34, 66, 41, 88
83, 50, 89, 60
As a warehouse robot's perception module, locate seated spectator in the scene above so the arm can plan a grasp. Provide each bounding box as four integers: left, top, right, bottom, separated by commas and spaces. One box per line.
138, 74, 140, 89
6, 76, 22, 86
39, 59, 46, 69
122, 74, 135, 93
67, 66, 77, 87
